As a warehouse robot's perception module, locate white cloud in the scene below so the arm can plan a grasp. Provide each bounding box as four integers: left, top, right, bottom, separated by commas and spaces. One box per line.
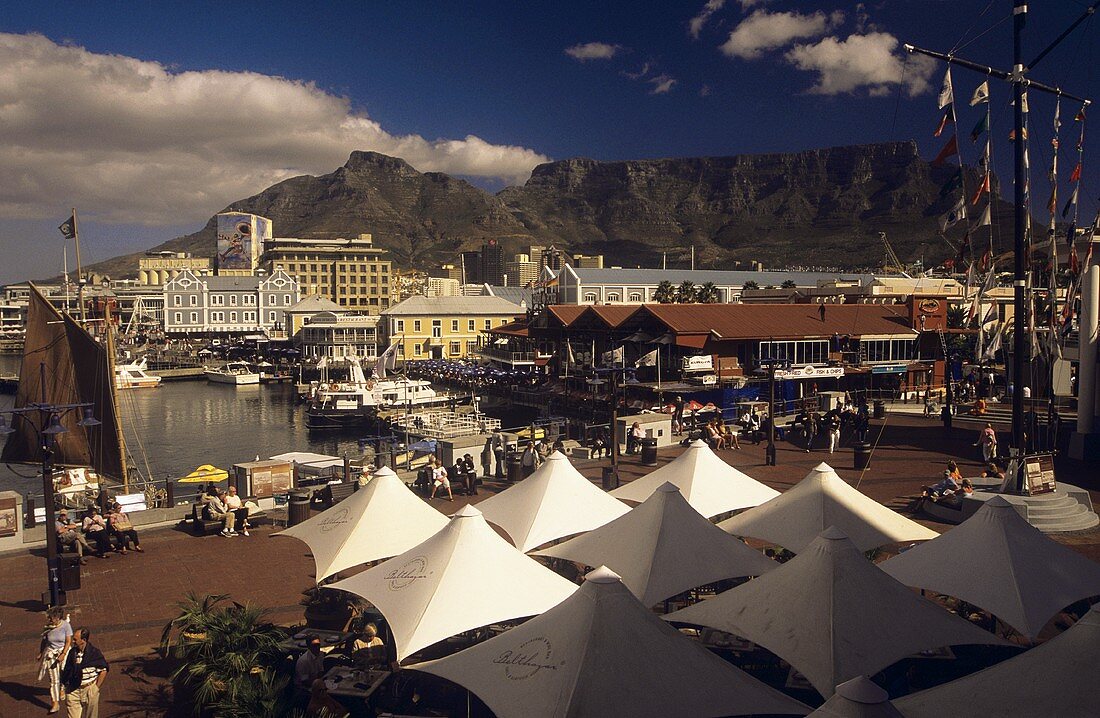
648, 74, 678, 94
785, 32, 936, 96
689, 0, 726, 39
564, 42, 623, 61
0, 32, 550, 225
721, 9, 841, 60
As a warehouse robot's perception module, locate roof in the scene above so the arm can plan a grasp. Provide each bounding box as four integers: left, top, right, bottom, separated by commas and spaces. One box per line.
640, 303, 916, 340
285, 295, 341, 313
537, 482, 778, 607
568, 267, 874, 287
611, 439, 779, 518
881, 496, 1100, 639
547, 305, 589, 327
488, 320, 530, 337
665, 527, 1008, 697
484, 285, 533, 305
274, 467, 448, 581
381, 294, 523, 316
328, 504, 576, 660
415, 566, 809, 718
196, 275, 261, 291
718, 462, 938, 552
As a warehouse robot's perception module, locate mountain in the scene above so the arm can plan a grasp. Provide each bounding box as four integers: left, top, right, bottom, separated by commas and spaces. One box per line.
85, 142, 1008, 278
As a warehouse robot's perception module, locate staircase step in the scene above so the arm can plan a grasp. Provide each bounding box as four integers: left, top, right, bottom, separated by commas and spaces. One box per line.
1031, 512, 1100, 533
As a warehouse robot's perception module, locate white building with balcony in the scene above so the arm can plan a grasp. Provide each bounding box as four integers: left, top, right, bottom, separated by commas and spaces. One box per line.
163, 269, 299, 337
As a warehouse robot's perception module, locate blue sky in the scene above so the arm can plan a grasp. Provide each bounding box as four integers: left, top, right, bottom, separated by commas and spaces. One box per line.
2, 1, 1099, 283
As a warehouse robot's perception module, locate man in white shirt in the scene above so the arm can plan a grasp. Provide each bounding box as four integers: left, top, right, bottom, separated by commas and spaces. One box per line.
295, 637, 326, 692
224, 486, 251, 537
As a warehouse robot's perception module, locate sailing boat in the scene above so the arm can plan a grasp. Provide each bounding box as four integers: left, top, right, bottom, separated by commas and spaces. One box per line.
1, 284, 131, 496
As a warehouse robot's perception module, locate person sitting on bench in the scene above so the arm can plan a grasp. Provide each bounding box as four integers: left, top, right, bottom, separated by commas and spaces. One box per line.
82, 506, 116, 556
224, 486, 251, 537
458, 453, 477, 496
56, 510, 94, 563
107, 502, 143, 553
204, 489, 239, 536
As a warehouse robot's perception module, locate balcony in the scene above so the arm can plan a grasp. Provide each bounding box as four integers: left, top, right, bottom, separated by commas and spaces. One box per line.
474, 346, 545, 366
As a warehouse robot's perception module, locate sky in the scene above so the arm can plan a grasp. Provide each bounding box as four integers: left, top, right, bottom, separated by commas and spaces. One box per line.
2, 0, 1100, 284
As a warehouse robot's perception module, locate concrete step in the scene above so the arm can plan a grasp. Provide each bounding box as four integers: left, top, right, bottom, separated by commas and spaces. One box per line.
1030, 511, 1100, 533
1024, 498, 1084, 517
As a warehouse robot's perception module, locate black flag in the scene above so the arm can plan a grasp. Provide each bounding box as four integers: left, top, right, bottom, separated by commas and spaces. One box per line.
58, 214, 76, 239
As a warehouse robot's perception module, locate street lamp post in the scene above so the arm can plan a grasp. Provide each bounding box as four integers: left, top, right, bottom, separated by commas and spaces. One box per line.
0, 365, 99, 607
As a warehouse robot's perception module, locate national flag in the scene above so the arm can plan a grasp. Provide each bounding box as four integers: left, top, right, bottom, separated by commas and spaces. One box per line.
1066, 222, 1077, 247
970, 114, 990, 143
1070, 244, 1080, 275
977, 144, 989, 173
931, 135, 958, 167
565, 340, 576, 365
1075, 106, 1087, 122
374, 342, 398, 378
939, 196, 966, 232
1046, 189, 1057, 215
1062, 186, 1079, 218
939, 169, 963, 197
634, 349, 658, 368
1070, 163, 1082, 183
970, 174, 989, 205
601, 346, 624, 366
970, 81, 989, 106
1008, 127, 1028, 141
933, 109, 952, 137
58, 214, 76, 240
1048, 154, 1058, 184
977, 204, 991, 227
982, 321, 1004, 362
937, 69, 954, 109
979, 248, 992, 272
1054, 101, 1062, 131
953, 231, 970, 265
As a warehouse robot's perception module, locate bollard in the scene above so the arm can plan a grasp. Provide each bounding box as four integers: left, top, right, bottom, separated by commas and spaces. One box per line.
26, 497, 36, 528
165, 481, 175, 508
640, 437, 658, 467
873, 400, 885, 419
601, 466, 619, 490
506, 454, 523, 483
287, 490, 311, 527
854, 442, 873, 471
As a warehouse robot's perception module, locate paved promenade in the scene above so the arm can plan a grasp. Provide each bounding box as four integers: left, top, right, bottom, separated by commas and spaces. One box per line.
0, 413, 1096, 716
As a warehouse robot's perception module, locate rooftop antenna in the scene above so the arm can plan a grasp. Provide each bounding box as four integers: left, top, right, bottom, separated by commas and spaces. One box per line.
690, 245, 695, 271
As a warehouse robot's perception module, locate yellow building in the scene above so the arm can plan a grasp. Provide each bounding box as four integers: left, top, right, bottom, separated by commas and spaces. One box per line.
138, 252, 211, 285
264, 234, 392, 313
381, 295, 524, 361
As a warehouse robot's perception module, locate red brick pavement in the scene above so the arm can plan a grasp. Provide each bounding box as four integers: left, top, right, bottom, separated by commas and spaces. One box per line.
0, 413, 1096, 716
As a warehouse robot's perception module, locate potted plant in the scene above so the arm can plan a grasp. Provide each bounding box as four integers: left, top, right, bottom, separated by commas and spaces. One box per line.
300, 585, 361, 631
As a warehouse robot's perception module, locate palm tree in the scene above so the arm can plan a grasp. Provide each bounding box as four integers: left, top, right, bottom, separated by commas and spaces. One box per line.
742, 280, 760, 291
675, 281, 697, 303
781, 279, 797, 289
652, 280, 676, 303
696, 282, 720, 303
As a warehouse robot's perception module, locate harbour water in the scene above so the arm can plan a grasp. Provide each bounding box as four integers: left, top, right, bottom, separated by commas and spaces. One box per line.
0, 354, 537, 500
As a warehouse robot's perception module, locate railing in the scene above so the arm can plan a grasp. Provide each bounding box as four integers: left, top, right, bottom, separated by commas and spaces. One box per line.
475, 347, 540, 363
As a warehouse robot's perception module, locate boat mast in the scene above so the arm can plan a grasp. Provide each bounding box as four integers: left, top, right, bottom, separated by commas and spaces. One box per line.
72, 207, 86, 324
104, 304, 129, 491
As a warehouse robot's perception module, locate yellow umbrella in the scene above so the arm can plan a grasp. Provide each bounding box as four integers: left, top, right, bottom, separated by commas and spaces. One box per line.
178, 464, 230, 483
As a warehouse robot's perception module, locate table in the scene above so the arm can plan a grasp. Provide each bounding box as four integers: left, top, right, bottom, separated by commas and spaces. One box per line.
323, 666, 391, 699
277, 628, 354, 654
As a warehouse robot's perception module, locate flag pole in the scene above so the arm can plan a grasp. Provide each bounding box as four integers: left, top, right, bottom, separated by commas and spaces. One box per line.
72, 208, 86, 323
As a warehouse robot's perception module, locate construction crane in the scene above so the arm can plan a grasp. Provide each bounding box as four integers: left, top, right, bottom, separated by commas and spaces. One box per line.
879, 232, 912, 278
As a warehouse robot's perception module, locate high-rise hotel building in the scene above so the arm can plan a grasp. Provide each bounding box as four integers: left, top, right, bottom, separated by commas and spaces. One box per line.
264, 234, 392, 313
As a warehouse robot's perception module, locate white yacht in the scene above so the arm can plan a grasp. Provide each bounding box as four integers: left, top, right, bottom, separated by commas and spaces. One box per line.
114, 358, 162, 390
204, 361, 261, 385
306, 357, 455, 430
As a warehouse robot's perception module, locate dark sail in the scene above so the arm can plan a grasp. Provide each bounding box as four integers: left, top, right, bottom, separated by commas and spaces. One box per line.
1, 285, 92, 467
63, 314, 126, 482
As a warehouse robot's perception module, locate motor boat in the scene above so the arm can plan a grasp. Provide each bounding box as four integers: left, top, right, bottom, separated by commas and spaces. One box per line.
204, 361, 261, 385
114, 358, 162, 390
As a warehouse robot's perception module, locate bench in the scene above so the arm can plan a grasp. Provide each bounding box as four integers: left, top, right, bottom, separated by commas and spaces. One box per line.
184, 501, 269, 536
316, 482, 357, 509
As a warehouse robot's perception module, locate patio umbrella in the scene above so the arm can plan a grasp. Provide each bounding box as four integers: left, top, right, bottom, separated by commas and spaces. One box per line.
719, 462, 939, 552
273, 466, 448, 581
414, 567, 809, 718
666, 527, 1008, 697
807, 676, 905, 718
328, 505, 576, 661
881, 496, 1100, 639
537, 483, 777, 606
177, 464, 229, 483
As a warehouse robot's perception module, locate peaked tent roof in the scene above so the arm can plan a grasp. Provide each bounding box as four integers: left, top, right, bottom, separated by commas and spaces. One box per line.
610, 439, 779, 517
414, 567, 809, 718
274, 467, 450, 581
475, 451, 630, 552
807, 676, 905, 718
719, 462, 938, 552
895, 604, 1100, 717
328, 505, 576, 661
664, 528, 1008, 697
536, 482, 777, 606
880, 496, 1100, 639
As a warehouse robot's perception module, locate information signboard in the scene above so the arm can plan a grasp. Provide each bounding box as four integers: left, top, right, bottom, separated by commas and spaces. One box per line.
774, 365, 844, 380
1023, 453, 1056, 496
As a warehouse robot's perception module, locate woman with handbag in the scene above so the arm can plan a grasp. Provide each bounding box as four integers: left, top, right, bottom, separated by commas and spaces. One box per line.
37, 607, 72, 714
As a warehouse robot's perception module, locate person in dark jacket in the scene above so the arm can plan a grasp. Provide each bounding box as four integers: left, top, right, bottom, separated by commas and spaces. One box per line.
62, 627, 108, 717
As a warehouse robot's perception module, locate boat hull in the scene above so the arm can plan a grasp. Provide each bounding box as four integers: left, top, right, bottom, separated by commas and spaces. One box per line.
306, 407, 377, 431
205, 371, 261, 385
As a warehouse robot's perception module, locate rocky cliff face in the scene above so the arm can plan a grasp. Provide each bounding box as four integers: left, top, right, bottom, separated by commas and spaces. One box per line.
89, 143, 1005, 278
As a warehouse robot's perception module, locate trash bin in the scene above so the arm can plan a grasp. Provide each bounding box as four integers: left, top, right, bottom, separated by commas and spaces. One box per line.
507, 454, 523, 483
601, 466, 619, 490
288, 490, 311, 527
59, 555, 81, 592
640, 437, 658, 466
854, 442, 873, 470
873, 400, 885, 419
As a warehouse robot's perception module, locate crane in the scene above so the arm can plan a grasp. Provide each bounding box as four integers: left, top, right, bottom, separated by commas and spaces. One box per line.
879, 232, 912, 278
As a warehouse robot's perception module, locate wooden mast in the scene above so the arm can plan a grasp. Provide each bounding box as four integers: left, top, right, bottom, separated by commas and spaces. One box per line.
104, 304, 129, 491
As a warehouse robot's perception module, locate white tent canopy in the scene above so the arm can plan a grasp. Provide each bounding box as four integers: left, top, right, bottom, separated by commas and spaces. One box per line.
328, 504, 576, 661
611, 439, 779, 517
274, 466, 449, 581
475, 451, 630, 552
536, 482, 777, 606
881, 496, 1100, 639
895, 604, 1100, 717
415, 566, 809, 718
719, 462, 938, 552
807, 676, 905, 718
665, 527, 1007, 697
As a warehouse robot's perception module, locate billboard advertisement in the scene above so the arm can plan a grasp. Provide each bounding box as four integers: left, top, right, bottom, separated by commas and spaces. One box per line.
216, 212, 266, 271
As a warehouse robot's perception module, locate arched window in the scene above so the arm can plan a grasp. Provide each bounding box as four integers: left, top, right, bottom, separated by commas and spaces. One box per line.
628, 292, 643, 302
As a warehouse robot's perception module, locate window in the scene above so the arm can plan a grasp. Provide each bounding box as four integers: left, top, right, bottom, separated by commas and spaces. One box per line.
244, 295, 255, 305
269, 311, 276, 322
414, 320, 422, 332
230, 295, 238, 306
284, 294, 291, 305
607, 293, 620, 302
244, 311, 256, 322
449, 341, 462, 356
189, 311, 198, 323
432, 320, 442, 338
451, 319, 459, 332
757, 340, 830, 366
189, 295, 197, 306
211, 295, 224, 306
468, 320, 475, 331
211, 311, 224, 322
174, 312, 182, 324
173, 295, 182, 307
396, 320, 405, 332
628, 292, 643, 302
413, 343, 422, 357
397, 343, 405, 356
484, 319, 492, 330
230, 311, 238, 323
584, 292, 598, 303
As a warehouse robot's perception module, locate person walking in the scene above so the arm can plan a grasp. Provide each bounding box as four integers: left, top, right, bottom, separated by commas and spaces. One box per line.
804, 413, 819, 453
827, 413, 842, 454
672, 395, 685, 435
491, 429, 506, 479
480, 437, 493, 479
976, 423, 997, 463
520, 441, 541, 478
38, 607, 72, 715
62, 627, 108, 718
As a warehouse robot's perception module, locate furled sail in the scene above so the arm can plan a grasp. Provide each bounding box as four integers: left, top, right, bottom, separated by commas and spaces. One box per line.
64, 313, 126, 482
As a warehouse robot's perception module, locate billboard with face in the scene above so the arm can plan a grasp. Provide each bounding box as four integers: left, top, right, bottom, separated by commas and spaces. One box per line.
216, 213, 263, 271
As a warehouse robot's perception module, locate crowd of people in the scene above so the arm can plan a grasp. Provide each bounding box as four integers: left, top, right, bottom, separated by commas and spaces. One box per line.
54, 502, 145, 564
